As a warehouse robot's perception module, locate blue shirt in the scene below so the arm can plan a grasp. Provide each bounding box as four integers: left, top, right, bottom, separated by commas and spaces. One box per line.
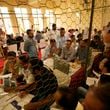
24, 38, 38, 58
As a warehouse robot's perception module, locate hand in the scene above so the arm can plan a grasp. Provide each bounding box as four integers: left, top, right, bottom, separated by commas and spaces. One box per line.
24, 103, 36, 110
18, 91, 27, 98
16, 85, 25, 91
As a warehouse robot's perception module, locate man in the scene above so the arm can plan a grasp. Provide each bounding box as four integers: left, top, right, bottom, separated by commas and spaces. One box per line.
44, 39, 58, 60
48, 24, 59, 41
58, 28, 67, 48
60, 39, 76, 62
90, 35, 104, 51
24, 58, 58, 110
54, 87, 78, 110
57, 28, 68, 55
18, 55, 34, 84
16, 55, 34, 90
24, 29, 38, 58
76, 39, 91, 64
91, 28, 98, 40
2, 51, 19, 79
74, 29, 79, 40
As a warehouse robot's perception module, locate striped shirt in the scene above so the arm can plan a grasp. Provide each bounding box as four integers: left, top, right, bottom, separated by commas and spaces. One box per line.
29, 67, 58, 110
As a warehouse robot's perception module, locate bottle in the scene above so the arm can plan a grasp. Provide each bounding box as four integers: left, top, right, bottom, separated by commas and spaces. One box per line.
4, 77, 10, 88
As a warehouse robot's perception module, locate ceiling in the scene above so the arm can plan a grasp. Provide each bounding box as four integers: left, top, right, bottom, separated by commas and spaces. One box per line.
0, 0, 87, 9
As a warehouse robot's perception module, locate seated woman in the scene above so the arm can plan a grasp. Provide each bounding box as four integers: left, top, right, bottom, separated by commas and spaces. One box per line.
54, 87, 78, 110
83, 84, 110, 110
2, 51, 19, 79
16, 55, 34, 90
43, 39, 59, 60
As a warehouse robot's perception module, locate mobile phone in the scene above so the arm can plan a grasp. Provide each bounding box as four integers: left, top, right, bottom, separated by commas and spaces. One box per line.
11, 100, 22, 110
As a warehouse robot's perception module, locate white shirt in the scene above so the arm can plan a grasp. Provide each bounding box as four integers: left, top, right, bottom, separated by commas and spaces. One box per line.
48, 30, 59, 41
19, 68, 34, 84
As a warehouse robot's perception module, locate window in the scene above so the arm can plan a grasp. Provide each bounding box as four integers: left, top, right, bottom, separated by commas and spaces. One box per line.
0, 14, 4, 28
32, 9, 43, 31
0, 7, 13, 34
14, 8, 30, 33
45, 10, 54, 29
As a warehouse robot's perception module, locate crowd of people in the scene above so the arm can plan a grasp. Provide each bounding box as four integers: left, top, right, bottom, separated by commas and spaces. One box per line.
0, 22, 110, 110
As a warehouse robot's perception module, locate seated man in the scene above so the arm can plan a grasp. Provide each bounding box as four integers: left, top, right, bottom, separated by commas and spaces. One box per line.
16, 55, 34, 89
23, 58, 58, 110
54, 87, 78, 110
90, 35, 104, 52
76, 39, 91, 65
44, 39, 59, 60
60, 39, 76, 62
2, 51, 19, 79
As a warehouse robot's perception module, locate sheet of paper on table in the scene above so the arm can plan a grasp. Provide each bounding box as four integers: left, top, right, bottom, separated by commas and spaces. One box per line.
0, 92, 34, 110
53, 69, 71, 87
86, 77, 98, 86
44, 58, 81, 75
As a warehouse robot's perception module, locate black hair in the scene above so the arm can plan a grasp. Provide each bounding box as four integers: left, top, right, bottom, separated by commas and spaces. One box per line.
19, 55, 29, 63
52, 23, 56, 27
7, 51, 16, 57
16, 74, 26, 85
77, 33, 82, 38
104, 59, 110, 73
30, 57, 43, 72
100, 74, 110, 85
76, 29, 78, 31
94, 35, 100, 40
50, 39, 56, 43
26, 29, 32, 35
60, 28, 65, 31
57, 87, 78, 110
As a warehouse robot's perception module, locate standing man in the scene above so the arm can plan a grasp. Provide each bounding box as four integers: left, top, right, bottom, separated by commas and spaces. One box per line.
48, 24, 59, 41
57, 28, 67, 55
24, 29, 38, 58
